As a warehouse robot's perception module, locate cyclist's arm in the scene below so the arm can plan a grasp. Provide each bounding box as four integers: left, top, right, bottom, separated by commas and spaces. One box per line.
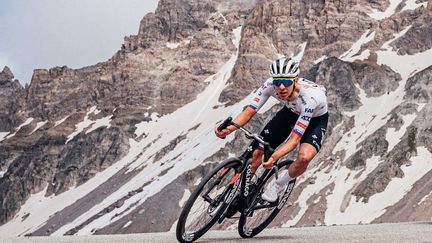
215, 81, 272, 138
228, 81, 274, 132
226, 106, 256, 131
214, 106, 256, 138
270, 132, 301, 161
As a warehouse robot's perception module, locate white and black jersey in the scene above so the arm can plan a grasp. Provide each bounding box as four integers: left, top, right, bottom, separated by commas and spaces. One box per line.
248, 78, 328, 138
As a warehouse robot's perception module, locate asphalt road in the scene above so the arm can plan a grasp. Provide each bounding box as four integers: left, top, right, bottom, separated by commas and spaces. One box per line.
2, 222, 432, 243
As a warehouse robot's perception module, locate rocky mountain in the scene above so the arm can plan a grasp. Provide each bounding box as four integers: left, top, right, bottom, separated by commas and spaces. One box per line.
0, 0, 431, 236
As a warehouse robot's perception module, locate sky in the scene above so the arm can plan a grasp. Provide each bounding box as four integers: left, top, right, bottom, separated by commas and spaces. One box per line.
0, 0, 159, 85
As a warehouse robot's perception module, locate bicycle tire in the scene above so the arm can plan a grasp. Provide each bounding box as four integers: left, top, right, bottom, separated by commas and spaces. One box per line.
238, 159, 296, 238
176, 158, 242, 243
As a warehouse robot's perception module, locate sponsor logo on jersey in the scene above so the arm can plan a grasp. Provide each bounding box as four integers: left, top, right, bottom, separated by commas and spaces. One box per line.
301, 115, 311, 122
253, 97, 260, 103
305, 108, 314, 113
312, 134, 318, 139
296, 121, 307, 129
313, 140, 321, 150
258, 91, 263, 96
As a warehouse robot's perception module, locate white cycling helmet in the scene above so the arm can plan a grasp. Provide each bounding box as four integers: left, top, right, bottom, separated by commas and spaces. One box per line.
269, 57, 300, 78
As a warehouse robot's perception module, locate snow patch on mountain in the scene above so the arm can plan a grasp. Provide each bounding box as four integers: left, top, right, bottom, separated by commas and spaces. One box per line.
385, 114, 416, 152
5, 117, 34, 140
66, 106, 113, 143
314, 55, 327, 64
340, 30, 375, 62
368, 0, 404, 20
418, 193, 431, 206
179, 189, 190, 208
30, 121, 48, 134
54, 115, 70, 127
166, 42, 181, 49
0, 132, 9, 142
85, 115, 113, 134
122, 221, 132, 229
401, 0, 428, 12
166, 39, 191, 49
292, 42, 307, 62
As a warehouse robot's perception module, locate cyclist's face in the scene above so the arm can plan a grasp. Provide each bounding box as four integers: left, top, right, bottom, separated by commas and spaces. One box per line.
274, 80, 295, 100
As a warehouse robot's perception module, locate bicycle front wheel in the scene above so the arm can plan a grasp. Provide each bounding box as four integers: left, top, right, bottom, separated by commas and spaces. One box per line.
238, 159, 295, 238
176, 158, 241, 243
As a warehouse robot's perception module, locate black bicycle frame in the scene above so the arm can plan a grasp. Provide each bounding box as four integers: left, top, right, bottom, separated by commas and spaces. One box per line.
216, 117, 278, 220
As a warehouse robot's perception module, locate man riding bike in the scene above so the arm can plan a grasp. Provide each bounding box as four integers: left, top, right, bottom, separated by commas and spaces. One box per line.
214, 57, 328, 202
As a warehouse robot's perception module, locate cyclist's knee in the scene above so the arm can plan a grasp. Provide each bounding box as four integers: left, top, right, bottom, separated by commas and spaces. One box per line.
252, 149, 264, 159
293, 152, 311, 172
251, 150, 264, 172
297, 152, 311, 165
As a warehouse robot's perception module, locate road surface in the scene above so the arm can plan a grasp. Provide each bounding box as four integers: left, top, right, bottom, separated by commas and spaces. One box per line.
2, 221, 432, 243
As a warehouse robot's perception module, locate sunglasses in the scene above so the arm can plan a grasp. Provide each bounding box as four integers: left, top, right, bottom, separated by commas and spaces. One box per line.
272, 77, 296, 87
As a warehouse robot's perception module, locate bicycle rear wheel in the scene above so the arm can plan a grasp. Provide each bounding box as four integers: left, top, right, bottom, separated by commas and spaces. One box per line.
176, 158, 241, 243
238, 159, 295, 238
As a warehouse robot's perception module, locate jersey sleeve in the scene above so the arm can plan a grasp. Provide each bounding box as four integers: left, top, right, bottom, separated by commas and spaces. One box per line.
292, 100, 317, 137
248, 80, 273, 112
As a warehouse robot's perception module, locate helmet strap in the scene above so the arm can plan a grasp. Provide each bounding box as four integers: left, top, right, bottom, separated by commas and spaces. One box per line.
288, 80, 296, 99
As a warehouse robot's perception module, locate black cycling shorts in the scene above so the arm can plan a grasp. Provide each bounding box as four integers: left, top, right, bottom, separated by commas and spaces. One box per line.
259, 106, 328, 152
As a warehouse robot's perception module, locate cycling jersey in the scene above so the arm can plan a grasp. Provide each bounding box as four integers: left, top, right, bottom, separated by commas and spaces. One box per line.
248, 78, 328, 138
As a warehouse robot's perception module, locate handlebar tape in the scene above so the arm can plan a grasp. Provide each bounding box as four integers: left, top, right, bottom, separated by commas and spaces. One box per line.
217, 117, 233, 132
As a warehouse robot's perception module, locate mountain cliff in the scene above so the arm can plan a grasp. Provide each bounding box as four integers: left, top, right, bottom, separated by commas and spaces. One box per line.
0, 0, 431, 236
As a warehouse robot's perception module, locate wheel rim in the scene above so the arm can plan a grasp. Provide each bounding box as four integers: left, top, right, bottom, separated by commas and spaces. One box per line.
182, 165, 237, 235
242, 176, 281, 231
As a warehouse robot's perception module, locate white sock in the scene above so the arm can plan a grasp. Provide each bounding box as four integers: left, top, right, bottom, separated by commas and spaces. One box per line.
276, 171, 294, 186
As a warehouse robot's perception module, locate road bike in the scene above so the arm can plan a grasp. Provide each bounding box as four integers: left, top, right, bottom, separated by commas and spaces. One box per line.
176, 117, 296, 242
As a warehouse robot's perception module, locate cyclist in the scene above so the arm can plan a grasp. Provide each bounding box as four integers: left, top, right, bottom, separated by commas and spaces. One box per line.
214, 57, 328, 202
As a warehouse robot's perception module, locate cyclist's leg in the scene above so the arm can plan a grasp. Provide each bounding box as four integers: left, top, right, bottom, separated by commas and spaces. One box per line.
278, 112, 328, 183
251, 106, 297, 173
251, 149, 264, 173
287, 143, 317, 177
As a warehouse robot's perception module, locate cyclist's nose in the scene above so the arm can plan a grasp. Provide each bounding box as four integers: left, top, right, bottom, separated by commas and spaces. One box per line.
278, 83, 286, 89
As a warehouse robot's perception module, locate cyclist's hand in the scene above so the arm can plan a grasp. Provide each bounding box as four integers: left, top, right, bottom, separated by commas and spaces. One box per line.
263, 157, 276, 169
214, 126, 231, 138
